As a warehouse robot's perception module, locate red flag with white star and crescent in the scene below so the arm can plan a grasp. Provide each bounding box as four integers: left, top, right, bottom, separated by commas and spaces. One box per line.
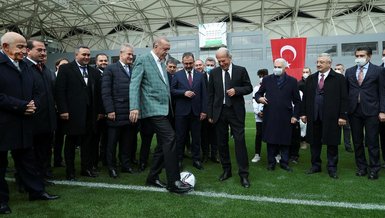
271, 37, 307, 81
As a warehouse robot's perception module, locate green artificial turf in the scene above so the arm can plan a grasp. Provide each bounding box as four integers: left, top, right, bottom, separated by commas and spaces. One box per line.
4, 113, 385, 217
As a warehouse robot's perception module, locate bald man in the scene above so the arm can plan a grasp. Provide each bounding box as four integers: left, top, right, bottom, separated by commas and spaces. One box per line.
0, 32, 59, 215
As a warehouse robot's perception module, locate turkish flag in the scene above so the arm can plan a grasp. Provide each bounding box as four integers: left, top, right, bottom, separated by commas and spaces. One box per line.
271, 37, 307, 81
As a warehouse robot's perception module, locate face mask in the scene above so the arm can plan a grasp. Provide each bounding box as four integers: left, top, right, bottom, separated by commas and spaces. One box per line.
355, 58, 367, 67
382, 57, 385, 64
302, 73, 309, 79
205, 66, 214, 74
259, 78, 263, 83
273, 68, 283, 76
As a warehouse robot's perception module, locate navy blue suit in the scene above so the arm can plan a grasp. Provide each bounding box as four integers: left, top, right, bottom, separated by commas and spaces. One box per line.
102, 62, 138, 171
0, 52, 45, 204
345, 62, 385, 174
171, 69, 207, 162
255, 73, 301, 168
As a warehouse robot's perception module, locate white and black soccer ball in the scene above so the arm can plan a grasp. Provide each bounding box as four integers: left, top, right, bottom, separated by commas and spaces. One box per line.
180, 171, 196, 187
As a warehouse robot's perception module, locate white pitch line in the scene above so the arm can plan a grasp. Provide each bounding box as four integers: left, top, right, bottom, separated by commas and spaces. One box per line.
42, 180, 385, 210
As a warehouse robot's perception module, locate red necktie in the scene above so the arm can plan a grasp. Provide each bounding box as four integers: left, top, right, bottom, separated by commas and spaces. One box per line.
188, 71, 192, 87
358, 67, 364, 86
318, 73, 324, 90
36, 62, 43, 72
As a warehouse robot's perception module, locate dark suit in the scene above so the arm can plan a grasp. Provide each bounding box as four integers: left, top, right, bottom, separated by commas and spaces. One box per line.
25, 58, 57, 179
207, 64, 252, 177
255, 73, 301, 167
378, 63, 385, 163
171, 69, 207, 162
0, 52, 45, 204
55, 60, 102, 177
201, 72, 218, 160
300, 70, 348, 173
345, 62, 385, 174
101, 62, 138, 171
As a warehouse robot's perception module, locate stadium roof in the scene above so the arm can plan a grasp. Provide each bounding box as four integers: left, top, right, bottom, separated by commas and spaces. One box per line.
1, 0, 384, 52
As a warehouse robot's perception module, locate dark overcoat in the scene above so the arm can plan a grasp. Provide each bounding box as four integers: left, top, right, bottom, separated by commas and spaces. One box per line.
255, 73, 301, 145
0, 52, 40, 151
300, 70, 348, 145
55, 61, 102, 135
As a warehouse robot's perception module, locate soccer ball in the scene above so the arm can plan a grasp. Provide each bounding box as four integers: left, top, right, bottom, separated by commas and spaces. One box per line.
180, 171, 196, 187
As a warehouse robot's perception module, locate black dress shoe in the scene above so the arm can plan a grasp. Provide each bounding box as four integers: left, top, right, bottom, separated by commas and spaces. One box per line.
138, 163, 146, 172
54, 162, 65, 167
81, 169, 97, 177
146, 179, 167, 188
66, 174, 76, 181
167, 180, 193, 194
130, 159, 139, 165
210, 156, 220, 163
29, 192, 60, 201
306, 168, 321, 174
267, 165, 275, 171
0, 203, 11, 214
219, 171, 232, 181
356, 170, 368, 177
192, 161, 204, 170
329, 171, 338, 179
280, 165, 293, 172
368, 172, 379, 180
240, 177, 250, 188
345, 147, 354, 153
121, 167, 134, 174
44, 180, 55, 186
109, 169, 118, 178
202, 154, 208, 163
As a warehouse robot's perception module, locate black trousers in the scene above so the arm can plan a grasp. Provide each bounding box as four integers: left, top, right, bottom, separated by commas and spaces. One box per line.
145, 116, 180, 185
175, 114, 201, 162
349, 104, 380, 173
267, 143, 289, 167
0, 148, 45, 203
378, 122, 385, 162
310, 120, 338, 172
53, 115, 65, 165
33, 132, 53, 179
139, 119, 155, 166
95, 119, 108, 166
342, 119, 352, 149
215, 106, 249, 177
290, 122, 300, 159
106, 124, 137, 170
254, 122, 263, 155
201, 119, 218, 158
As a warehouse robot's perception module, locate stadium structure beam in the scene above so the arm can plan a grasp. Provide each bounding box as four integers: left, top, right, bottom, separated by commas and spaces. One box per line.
195, 0, 204, 24
291, 0, 300, 37
227, 0, 233, 32
160, 0, 178, 36
261, 0, 265, 31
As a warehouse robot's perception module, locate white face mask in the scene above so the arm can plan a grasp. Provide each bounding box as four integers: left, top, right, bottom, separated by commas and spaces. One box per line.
259, 77, 263, 83
355, 57, 367, 67
302, 73, 309, 79
205, 66, 214, 74
382, 56, 385, 64
273, 68, 283, 76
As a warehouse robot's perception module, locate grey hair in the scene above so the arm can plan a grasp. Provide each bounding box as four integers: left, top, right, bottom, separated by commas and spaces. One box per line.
216, 47, 232, 59
318, 53, 332, 63
120, 43, 134, 52
153, 37, 170, 48
274, 58, 288, 68
205, 57, 217, 65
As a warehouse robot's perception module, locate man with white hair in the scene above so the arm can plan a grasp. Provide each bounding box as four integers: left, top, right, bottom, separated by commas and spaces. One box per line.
207, 47, 252, 188
300, 53, 348, 179
255, 58, 301, 172
0, 32, 59, 215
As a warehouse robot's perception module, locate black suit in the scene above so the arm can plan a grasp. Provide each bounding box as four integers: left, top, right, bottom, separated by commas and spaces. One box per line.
25, 58, 57, 179
300, 70, 348, 173
207, 64, 252, 177
345, 62, 385, 173
101, 62, 137, 171
0, 53, 45, 203
55, 61, 102, 177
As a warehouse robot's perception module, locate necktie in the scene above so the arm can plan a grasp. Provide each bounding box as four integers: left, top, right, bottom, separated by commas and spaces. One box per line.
358, 67, 364, 86
225, 70, 232, 106
36, 62, 43, 72
80, 66, 88, 84
318, 73, 324, 90
124, 65, 130, 78
188, 71, 193, 87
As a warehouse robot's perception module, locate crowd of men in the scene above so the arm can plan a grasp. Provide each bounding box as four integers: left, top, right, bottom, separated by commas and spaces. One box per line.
1, 30, 385, 214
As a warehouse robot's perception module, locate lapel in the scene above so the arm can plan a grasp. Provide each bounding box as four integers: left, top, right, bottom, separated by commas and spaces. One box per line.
349, 66, 360, 86
361, 63, 373, 85
72, 61, 87, 86
147, 53, 167, 86
181, 70, 191, 88
312, 72, 319, 91
0, 52, 22, 74
118, 62, 130, 78
192, 70, 199, 88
